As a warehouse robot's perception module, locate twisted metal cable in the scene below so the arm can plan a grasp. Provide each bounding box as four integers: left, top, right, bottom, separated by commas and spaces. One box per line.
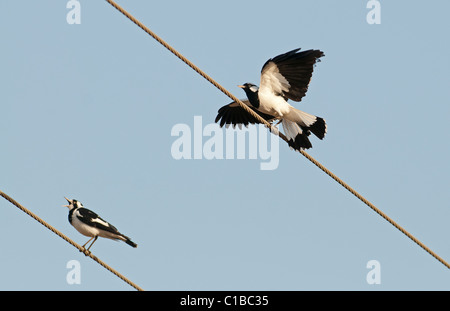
105, 0, 449, 270
0, 190, 144, 291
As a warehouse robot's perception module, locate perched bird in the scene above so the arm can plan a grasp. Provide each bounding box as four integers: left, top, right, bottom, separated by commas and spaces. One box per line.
215, 48, 326, 150
63, 197, 137, 252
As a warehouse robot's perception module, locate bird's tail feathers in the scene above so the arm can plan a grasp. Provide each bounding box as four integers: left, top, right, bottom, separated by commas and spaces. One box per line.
119, 234, 138, 248
285, 107, 327, 140
282, 119, 312, 150
126, 239, 138, 248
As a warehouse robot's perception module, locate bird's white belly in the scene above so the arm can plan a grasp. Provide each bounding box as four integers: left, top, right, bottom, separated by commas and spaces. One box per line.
258, 90, 291, 117
72, 216, 100, 237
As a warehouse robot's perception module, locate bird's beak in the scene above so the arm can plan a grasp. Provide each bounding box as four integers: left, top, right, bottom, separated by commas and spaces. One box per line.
62, 197, 71, 208
237, 85, 245, 89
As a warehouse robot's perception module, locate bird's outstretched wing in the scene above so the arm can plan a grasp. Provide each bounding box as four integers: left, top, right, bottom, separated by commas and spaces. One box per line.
75, 208, 120, 235
215, 99, 276, 128
259, 48, 324, 102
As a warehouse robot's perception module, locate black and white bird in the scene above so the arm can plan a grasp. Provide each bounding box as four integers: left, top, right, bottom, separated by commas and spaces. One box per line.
63, 197, 137, 252
215, 48, 326, 150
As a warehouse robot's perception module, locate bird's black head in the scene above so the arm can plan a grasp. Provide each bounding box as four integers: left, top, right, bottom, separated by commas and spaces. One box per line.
238, 83, 260, 108
63, 197, 83, 210
238, 83, 259, 93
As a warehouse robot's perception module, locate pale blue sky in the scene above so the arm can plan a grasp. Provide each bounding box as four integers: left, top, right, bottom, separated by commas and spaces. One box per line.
1, 1, 450, 290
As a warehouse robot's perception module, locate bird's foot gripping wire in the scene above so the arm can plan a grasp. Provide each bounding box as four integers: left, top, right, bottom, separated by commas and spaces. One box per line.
80, 247, 91, 256
80, 236, 98, 256
269, 123, 280, 136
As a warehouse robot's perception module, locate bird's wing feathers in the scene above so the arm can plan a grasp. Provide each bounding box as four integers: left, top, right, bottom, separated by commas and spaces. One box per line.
75, 208, 120, 234
260, 48, 324, 102
260, 61, 291, 97
215, 99, 276, 128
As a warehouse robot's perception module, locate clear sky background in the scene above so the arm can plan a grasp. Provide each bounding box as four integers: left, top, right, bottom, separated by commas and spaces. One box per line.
1, 1, 450, 291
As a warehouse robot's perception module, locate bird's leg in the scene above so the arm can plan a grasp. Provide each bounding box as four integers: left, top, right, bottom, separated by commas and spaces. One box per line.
81, 237, 94, 249
80, 236, 95, 256
268, 119, 282, 134
86, 236, 98, 252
